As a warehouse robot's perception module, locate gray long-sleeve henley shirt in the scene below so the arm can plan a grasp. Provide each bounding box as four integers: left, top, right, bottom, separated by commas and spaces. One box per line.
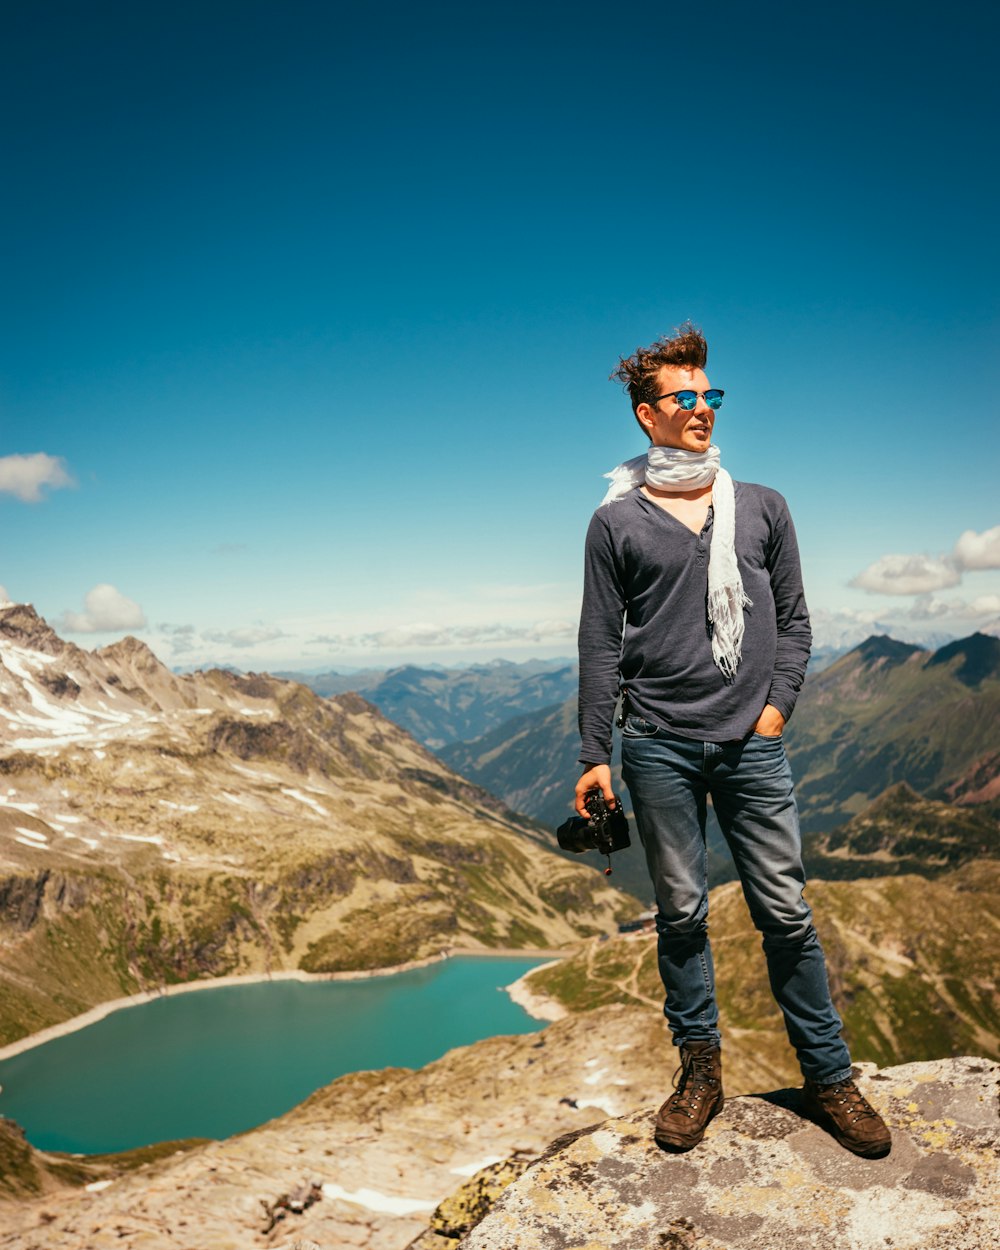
578, 481, 811, 765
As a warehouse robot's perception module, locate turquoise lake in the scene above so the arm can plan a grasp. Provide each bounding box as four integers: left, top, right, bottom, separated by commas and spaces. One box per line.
0, 956, 547, 1154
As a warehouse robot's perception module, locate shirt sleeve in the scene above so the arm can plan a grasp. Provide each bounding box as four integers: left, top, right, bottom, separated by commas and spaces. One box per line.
578, 508, 626, 765
765, 502, 812, 722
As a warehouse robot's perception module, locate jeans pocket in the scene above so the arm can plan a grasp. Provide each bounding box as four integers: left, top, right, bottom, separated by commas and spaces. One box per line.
623, 714, 659, 738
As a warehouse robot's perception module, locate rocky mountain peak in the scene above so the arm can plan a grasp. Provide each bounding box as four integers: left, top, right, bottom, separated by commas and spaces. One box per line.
852, 634, 925, 668
858, 779, 923, 813
0, 614, 201, 748
804, 785, 1000, 879
94, 634, 166, 671
0, 603, 66, 657
925, 631, 1000, 687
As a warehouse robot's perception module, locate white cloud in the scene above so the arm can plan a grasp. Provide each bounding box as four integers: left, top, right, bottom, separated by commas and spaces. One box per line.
905, 594, 953, 620
953, 525, 1000, 570
155, 619, 571, 665
812, 591, 1000, 650
156, 623, 198, 655
305, 619, 576, 651
62, 584, 147, 633
967, 593, 1000, 614
906, 593, 1000, 620
0, 453, 74, 502
0, 585, 12, 606
201, 626, 287, 649
850, 553, 961, 596
851, 523, 1000, 600
809, 606, 893, 650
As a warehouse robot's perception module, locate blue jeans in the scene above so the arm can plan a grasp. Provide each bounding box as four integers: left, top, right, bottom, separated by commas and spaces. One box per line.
621, 715, 853, 1085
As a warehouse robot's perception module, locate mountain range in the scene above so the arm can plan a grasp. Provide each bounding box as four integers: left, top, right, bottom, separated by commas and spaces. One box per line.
788, 632, 1000, 826
281, 659, 580, 748
0, 605, 634, 1046
435, 633, 1000, 838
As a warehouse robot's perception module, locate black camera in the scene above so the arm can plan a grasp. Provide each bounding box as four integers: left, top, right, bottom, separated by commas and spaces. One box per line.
557, 790, 630, 874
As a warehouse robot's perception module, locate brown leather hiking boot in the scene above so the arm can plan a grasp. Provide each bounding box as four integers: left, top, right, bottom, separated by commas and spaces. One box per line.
654, 1041, 724, 1150
801, 1074, 892, 1157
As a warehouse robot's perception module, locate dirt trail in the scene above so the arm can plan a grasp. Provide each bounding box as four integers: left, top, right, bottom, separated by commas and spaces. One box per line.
584, 936, 661, 1009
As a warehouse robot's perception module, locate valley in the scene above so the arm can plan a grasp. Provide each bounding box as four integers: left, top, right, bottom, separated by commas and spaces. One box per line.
0, 605, 633, 1048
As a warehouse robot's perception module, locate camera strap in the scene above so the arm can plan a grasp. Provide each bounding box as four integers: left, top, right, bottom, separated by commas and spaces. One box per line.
615, 687, 632, 729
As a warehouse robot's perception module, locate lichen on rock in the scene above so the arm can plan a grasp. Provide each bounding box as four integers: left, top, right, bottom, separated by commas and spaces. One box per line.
406, 1154, 535, 1249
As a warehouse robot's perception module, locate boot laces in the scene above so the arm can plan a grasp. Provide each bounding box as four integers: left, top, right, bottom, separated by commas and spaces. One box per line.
666, 1050, 716, 1119
821, 1079, 880, 1124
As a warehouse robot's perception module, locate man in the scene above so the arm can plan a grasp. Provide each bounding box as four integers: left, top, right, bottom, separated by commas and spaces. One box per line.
573, 323, 890, 1157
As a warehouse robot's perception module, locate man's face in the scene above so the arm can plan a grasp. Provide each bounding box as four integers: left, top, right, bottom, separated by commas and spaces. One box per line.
636, 365, 715, 452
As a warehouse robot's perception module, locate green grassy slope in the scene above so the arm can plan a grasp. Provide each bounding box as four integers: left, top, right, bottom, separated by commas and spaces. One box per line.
787, 634, 1000, 828
803, 783, 999, 878
525, 861, 1000, 1084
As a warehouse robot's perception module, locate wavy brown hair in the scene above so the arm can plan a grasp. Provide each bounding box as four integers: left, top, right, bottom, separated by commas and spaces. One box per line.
611, 322, 709, 415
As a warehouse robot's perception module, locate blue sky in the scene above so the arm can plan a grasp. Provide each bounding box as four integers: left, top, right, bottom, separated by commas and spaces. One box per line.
2, 0, 998, 671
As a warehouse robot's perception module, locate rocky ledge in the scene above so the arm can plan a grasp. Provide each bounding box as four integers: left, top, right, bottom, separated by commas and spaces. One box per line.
457, 1056, 998, 1250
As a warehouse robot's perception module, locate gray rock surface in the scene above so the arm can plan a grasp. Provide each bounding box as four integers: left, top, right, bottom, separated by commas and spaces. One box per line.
461, 1057, 999, 1250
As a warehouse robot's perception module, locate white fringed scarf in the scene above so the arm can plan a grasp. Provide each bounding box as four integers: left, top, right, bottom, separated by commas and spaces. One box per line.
600, 445, 751, 680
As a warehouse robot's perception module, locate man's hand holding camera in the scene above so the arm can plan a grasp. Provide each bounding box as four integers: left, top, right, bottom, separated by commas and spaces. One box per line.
575, 763, 616, 818
559, 776, 630, 870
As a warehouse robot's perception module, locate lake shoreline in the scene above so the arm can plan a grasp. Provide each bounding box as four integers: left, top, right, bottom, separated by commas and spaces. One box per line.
504, 960, 568, 1022
0, 946, 570, 1062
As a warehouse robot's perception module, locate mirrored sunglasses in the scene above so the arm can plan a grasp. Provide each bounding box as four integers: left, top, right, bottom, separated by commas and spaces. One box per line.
653, 389, 725, 411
